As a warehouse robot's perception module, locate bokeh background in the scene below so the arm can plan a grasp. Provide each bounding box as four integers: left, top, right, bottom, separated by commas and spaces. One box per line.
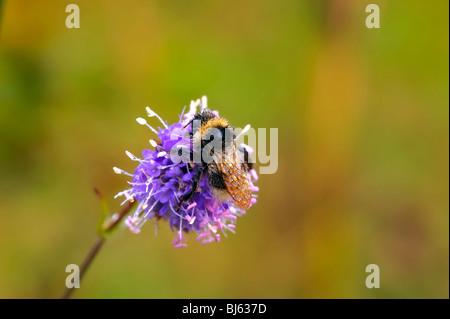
0, 0, 448, 298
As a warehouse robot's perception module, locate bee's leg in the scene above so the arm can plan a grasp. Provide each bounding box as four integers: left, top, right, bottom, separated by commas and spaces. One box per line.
238, 146, 253, 171
181, 163, 206, 201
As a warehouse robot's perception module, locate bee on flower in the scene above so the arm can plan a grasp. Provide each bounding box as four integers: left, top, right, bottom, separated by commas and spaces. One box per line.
114, 96, 258, 247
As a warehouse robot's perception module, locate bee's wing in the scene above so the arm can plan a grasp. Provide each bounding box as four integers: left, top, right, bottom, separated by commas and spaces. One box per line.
215, 145, 252, 210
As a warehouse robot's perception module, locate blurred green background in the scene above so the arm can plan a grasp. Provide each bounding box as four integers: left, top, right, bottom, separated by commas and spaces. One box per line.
0, 0, 448, 298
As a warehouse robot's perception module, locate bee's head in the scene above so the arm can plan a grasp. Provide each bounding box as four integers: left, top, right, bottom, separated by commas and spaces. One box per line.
191, 112, 235, 151
201, 124, 235, 149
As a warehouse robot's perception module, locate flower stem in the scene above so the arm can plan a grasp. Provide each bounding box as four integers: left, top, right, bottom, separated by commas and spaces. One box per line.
61, 200, 136, 299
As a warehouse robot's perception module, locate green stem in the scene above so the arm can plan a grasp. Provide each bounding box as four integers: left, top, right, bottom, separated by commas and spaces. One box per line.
60, 200, 136, 299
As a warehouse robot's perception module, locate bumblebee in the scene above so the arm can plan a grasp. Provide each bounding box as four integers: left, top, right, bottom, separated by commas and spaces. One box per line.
181, 110, 253, 209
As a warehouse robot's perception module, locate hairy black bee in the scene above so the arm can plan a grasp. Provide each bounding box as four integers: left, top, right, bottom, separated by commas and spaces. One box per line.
181, 110, 253, 209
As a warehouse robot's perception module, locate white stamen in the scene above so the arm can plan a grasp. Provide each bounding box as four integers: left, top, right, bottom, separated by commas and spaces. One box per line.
124, 191, 134, 202
142, 199, 159, 221
157, 151, 167, 157
142, 203, 148, 210
125, 150, 141, 162
145, 106, 156, 117
189, 99, 200, 114
125, 150, 134, 160
114, 191, 125, 199
136, 117, 158, 134
135, 215, 148, 230
136, 117, 147, 125
146, 106, 168, 129
201, 95, 208, 111
113, 167, 133, 177
189, 216, 196, 225
149, 139, 158, 147
236, 124, 251, 140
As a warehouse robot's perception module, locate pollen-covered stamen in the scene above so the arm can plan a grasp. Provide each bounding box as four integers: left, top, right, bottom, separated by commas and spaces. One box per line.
136, 117, 158, 135
146, 106, 169, 129
123, 191, 134, 203
139, 189, 155, 210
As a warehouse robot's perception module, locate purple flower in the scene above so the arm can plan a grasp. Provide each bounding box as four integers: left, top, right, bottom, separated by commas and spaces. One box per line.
114, 97, 258, 247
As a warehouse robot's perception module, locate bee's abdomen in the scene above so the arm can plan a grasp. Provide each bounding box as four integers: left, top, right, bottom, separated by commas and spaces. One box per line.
208, 163, 227, 190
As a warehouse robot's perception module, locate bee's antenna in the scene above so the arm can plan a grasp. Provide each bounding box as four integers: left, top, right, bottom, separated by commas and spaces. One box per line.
183, 118, 194, 129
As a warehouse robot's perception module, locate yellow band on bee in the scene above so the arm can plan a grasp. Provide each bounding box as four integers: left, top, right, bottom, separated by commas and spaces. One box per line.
200, 118, 228, 134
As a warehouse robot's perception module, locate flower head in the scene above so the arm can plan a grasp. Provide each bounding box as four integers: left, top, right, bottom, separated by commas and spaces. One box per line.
115, 97, 258, 247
